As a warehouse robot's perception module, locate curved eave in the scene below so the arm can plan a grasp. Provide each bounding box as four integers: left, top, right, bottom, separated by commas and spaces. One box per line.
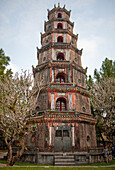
35, 60, 85, 72
38, 42, 82, 55
48, 7, 71, 19
45, 18, 74, 27
41, 29, 78, 40
47, 86, 90, 97
30, 112, 97, 124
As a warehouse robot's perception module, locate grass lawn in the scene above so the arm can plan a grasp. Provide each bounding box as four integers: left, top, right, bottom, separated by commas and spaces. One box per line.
0, 160, 115, 170
0, 167, 115, 170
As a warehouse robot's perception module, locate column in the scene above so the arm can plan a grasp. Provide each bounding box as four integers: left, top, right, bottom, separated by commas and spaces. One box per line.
72, 126, 75, 146
51, 93, 55, 110
69, 93, 72, 110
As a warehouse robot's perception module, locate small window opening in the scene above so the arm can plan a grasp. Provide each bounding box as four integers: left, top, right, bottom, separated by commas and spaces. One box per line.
56, 97, 66, 111
57, 53, 64, 60
56, 130, 62, 137
31, 135, 36, 143
58, 13, 62, 18
78, 79, 81, 83
57, 23, 63, 29
87, 136, 90, 142
82, 107, 86, 112
63, 130, 69, 137
57, 36, 63, 42
56, 73, 65, 83
36, 106, 40, 111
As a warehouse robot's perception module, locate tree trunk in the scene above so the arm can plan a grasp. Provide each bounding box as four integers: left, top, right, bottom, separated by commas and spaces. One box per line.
11, 136, 25, 166
5, 137, 13, 166
5, 136, 25, 166
98, 127, 105, 147
7, 144, 13, 166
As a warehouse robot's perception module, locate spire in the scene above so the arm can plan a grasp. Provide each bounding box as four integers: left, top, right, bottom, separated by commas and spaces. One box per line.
58, 3, 60, 8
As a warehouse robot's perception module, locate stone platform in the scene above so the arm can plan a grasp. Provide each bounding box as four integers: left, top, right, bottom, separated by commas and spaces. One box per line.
12, 147, 112, 165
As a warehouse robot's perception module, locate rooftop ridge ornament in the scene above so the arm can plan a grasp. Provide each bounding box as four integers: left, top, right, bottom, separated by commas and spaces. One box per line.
63, 5, 66, 9
58, 3, 60, 8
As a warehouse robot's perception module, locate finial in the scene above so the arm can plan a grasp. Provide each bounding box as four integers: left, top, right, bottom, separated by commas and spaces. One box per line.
32, 65, 34, 69
76, 34, 78, 39
58, 3, 60, 8
54, 4, 56, 8
63, 5, 65, 9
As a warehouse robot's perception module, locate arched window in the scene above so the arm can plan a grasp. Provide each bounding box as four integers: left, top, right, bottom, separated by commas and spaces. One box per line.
56, 73, 65, 83
57, 36, 63, 42
56, 97, 66, 111
57, 53, 64, 60
58, 13, 62, 18
57, 23, 63, 29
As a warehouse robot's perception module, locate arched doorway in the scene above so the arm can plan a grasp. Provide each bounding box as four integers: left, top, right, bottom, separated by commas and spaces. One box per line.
57, 36, 63, 42
57, 53, 64, 60
56, 97, 66, 111
57, 23, 63, 29
56, 73, 65, 83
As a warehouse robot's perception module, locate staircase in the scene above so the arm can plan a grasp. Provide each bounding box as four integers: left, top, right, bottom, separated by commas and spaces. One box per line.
54, 153, 75, 166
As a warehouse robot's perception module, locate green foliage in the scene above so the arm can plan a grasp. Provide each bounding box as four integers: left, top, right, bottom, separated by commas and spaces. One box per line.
94, 58, 115, 82
86, 58, 115, 145
0, 48, 13, 77
86, 75, 93, 91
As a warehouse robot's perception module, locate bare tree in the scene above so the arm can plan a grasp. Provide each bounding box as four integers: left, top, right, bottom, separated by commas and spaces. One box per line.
90, 77, 115, 144
30, 72, 45, 108
0, 71, 34, 166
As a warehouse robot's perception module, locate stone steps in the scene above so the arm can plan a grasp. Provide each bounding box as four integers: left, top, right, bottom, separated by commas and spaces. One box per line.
55, 154, 75, 166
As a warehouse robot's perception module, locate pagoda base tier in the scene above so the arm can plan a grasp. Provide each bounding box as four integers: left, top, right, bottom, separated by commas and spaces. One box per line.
13, 147, 112, 165
26, 112, 97, 153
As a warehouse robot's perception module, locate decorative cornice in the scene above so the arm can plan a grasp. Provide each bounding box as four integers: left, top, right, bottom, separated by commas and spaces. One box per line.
41, 29, 78, 40
30, 110, 97, 124
37, 42, 82, 55
46, 85, 90, 97
45, 18, 74, 27
35, 60, 85, 73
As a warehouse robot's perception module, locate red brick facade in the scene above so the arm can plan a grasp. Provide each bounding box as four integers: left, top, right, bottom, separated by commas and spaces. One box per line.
30, 4, 97, 152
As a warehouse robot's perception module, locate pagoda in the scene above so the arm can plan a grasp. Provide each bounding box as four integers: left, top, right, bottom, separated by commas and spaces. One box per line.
30, 3, 97, 153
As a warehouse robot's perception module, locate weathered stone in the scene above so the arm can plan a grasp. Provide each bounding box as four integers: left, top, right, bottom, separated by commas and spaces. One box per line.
20, 4, 105, 165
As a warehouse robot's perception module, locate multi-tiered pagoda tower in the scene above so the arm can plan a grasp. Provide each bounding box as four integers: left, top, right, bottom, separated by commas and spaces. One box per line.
31, 4, 97, 153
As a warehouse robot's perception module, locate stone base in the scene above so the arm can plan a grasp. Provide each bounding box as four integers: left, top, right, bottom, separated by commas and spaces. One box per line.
13, 147, 112, 165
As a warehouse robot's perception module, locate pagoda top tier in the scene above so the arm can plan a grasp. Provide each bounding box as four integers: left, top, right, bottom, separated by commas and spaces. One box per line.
47, 3, 71, 21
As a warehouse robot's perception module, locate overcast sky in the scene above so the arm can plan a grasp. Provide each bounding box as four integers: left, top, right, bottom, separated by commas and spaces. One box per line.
0, 0, 115, 76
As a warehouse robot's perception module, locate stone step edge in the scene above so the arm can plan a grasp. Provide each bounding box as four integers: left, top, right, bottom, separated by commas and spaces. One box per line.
55, 156, 74, 159
55, 162, 76, 164
55, 163, 76, 166
55, 159, 75, 162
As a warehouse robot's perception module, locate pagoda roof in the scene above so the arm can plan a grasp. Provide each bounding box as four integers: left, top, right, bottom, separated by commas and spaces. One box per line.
34, 60, 86, 76
30, 110, 97, 124
37, 42, 82, 55
47, 4, 71, 19
45, 18, 74, 28
41, 29, 78, 40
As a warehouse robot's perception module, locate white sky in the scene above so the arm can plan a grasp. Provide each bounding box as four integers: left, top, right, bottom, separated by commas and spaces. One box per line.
0, 0, 115, 76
